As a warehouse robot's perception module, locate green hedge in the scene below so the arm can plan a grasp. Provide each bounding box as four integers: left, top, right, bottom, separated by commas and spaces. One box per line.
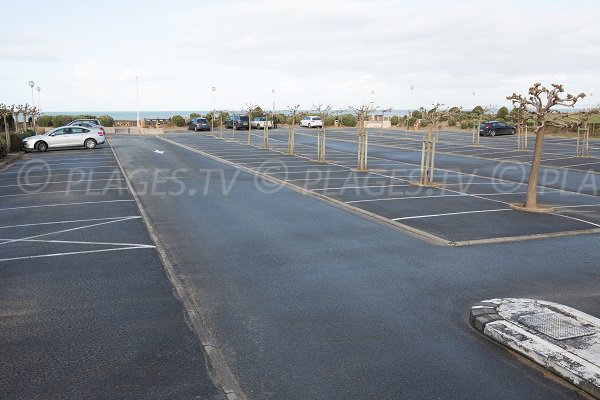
390, 115, 399, 126
98, 115, 114, 127
407, 116, 417, 127
448, 118, 457, 127
52, 115, 73, 127
37, 115, 53, 127
171, 115, 185, 127
339, 114, 356, 127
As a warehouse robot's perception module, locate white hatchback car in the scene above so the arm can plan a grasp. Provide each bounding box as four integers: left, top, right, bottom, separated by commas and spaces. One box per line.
21, 125, 106, 152
300, 116, 323, 128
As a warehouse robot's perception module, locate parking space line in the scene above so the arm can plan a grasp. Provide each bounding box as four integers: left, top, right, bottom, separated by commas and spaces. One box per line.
0, 238, 155, 247
0, 171, 122, 182
0, 177, 124, 189
392, 208, 510, 221
312, 184, 412, 191
0, 166, 120, 176
0, 216, 140, 230
0, 246, 155, 263
265, 169, 349, 175
0, 199, 135, 212
0, 216, 141, 246
0, 187, 128, 198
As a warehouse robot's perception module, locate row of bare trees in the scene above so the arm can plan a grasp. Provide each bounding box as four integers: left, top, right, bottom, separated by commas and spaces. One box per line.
0, 103, 39, 150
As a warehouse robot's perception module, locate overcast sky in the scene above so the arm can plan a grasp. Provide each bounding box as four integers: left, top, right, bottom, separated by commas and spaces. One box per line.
1, 0, 598, 112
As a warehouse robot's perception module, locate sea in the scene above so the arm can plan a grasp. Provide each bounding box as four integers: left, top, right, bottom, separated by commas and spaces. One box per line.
40, 110, 412, 120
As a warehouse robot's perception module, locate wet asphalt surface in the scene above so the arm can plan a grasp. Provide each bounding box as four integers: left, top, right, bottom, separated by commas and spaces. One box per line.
0, 145, 224, 399
108, 132, 600, 399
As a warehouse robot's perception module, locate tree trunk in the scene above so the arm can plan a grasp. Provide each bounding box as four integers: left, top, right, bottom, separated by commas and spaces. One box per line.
524, 125, 545, 208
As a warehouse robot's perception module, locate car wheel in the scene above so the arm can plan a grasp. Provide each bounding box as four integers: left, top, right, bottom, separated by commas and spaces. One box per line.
489, 130, 496, 137
308, 123, 312, 128
511, 129, 516, 135
36, 141, 48, 152
479, 133, 484, 137
84, 138, 97, 149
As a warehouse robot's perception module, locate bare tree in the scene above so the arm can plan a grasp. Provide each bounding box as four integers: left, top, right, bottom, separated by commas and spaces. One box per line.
349, 103, 376, 171
312, 104, 332, 162
243, 103, 258, 145
507, 83, 585, 209
286, 104, 300, 155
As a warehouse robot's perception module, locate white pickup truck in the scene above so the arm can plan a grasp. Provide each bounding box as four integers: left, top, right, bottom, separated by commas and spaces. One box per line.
250, 117, 273, 129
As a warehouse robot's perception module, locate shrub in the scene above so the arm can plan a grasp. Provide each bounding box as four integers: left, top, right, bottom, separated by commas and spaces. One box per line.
407, 117, 417, 127
37, 115, 53, 127
339, 114, 356, 127
190, 112, 201, 119
98, 115, 114, 127
0, 137, 7, 158
9, 129, 35, 152
324, 115, 336, 127
460, 121, 469, 129
420, 120, 429, 128
448, 118, 457, 127
472, 105, 484, 114
411, 110, 422, 119
496, 106, 509, 120
390, 115, 399, 126
171, 115, 185, 127
52, 115, 73, 127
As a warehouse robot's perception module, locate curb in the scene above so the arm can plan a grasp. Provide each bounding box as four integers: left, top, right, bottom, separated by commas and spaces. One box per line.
0, 152, 24, 172
470, 298, 600, 398
107, 139, 247, 400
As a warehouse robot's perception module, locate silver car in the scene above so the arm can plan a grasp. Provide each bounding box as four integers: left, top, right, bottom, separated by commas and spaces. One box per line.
21, 126, 106, 152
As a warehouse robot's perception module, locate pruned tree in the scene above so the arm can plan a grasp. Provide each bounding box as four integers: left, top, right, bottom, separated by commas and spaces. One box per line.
349, 103, 377, 170
286, 104, 300, 155
312, 104, 332, 161
507, 83, 585, 209
243, 102, 258, 145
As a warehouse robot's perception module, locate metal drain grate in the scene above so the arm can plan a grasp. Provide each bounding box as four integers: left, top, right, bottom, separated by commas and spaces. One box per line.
518, 311, 597, 341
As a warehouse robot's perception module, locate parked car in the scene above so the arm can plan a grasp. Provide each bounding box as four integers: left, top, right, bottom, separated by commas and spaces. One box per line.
68, 118, 102, 126
225, 115, 250, 130
479, 121, 516, 136
300, 116, 323, 128
188, 117, 211, 131
250, 116, 273, 130
21, 125, 106, 152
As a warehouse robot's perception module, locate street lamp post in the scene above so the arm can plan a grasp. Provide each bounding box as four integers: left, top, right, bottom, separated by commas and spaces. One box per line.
28, 81, 35, 129
136, 76, 141, 128
212, 86, 216, 133
36, 87, 41, 112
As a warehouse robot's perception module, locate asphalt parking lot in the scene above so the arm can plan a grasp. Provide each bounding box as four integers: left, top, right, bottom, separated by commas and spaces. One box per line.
0, 145, 223, 399
107, 132, 598, 399
161, 128, 600, 245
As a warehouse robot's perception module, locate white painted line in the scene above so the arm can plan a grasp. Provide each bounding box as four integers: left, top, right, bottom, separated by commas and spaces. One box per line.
0, 166, 120, 176
0, 238, 155, 247
312, 184, 412, 191
561, 160, 600, 168
0, 199, 135, 212
555, 204, 600, 209
0, 177, 125, 189
0, 246, 154, 263
265, 169, 349, 175
347, 192, 528, 204
0, 187, 129, 198
0, 216, 140, 230
0, 216, 141, 246
0, 171, 122, 182
392, 208, 510, 221
553, 214, 600, 228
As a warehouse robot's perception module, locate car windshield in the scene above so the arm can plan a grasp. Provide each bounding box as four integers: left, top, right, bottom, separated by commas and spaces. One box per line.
313, 117, 321, 120
239, 116, 249, 122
